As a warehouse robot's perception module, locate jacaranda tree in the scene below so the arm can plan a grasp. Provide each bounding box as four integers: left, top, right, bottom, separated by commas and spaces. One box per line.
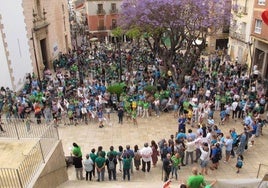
120, 0, 231, 84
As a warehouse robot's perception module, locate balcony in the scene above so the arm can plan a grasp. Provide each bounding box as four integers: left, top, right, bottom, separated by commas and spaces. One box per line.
32, 8, 50, 31
110, 25, 117, 30
241, 6, 248, 15
96, 9, 106, 15
230, 30, 246, 41
98, 26, 106, 31
110, 9, 118, 14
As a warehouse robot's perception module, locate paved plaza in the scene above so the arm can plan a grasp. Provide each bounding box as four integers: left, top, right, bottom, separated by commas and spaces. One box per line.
57, 111, 268, 188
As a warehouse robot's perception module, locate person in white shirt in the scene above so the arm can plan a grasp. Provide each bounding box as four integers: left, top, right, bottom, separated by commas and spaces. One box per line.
83, 154, 94, 181
231, 100, 239, 119
185, 138, 196, 165
140, 142, 153, 172
199, 142, 210, 175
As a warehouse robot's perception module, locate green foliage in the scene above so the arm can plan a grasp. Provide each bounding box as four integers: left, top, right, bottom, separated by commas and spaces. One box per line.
112, 27, 124, 38
143, 85, 157, 94
107, 83, 126, 97
126, 27, 141, 39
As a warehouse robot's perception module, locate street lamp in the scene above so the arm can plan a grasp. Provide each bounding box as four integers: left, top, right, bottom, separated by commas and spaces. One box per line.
30, 30, 42, 90
247, 41, 253, 76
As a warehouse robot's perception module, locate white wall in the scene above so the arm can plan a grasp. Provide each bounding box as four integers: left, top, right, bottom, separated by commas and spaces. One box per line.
0, 0, 33, 91
0, 30, 13, 89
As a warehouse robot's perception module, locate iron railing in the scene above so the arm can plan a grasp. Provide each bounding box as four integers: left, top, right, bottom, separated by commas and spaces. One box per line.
0, 118, 54, 139
0, 119, 58, 188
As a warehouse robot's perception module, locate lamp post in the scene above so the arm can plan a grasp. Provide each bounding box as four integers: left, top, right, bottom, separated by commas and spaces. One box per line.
118, 40, 122, 82
248, 41, 253, 76
31, 29, 42, 90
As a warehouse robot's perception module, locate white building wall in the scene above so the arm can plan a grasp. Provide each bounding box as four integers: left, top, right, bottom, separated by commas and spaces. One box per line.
0, 30, 13, 89
0, 0, 33, 91
228, 0, 254, 64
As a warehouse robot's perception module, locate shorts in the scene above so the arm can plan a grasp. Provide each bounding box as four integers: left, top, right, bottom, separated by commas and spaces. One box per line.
200, 160, 209, 168
211, 157, 219, 164
225, 150, 231, 156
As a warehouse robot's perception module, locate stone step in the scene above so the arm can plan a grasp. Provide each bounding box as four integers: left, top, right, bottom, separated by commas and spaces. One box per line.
58, 179, 163, 188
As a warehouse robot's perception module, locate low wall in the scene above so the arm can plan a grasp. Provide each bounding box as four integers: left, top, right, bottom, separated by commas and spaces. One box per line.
214, 179, 266, 188
31, 140, 68, 188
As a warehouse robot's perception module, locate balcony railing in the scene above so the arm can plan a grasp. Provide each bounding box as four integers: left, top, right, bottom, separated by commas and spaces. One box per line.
96, 9, 106, 15
241, 6, 248, 15
110, 9, 118, 14
110, 25, 117, 30
98, 26, 106, 30
230, 30, 246, 41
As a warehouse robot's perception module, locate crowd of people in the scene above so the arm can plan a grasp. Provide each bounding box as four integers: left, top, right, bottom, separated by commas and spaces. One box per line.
0, 41, 267, 187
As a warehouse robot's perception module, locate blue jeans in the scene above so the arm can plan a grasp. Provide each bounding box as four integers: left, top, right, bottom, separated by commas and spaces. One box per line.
123, 168, 130, 180
171, 166, 178, 179
97, 168, 105, 181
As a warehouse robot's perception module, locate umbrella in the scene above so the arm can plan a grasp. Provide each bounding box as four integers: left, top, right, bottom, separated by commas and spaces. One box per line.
89, 37, 98, 42
261, 9, 268, 25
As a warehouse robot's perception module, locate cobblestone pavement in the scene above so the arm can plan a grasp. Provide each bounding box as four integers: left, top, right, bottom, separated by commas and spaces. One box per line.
58, 111, 268, 188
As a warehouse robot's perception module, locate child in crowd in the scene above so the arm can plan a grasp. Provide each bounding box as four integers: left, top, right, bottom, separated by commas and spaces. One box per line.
236, 155, 244, 173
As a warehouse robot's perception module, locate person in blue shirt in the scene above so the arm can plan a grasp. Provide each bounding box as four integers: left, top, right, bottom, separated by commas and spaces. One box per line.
220, 109, 226, 125
178, 114, 187, 133
176, 132, 187, 141
230, 128, 238, 157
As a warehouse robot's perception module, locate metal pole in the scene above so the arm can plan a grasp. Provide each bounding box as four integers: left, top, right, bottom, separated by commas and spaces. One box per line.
16, 169, 23, 188
55, 124, 59, 140
119, 41, 122, 82
14, 121, 20, 140
257, 163, 262, 178
31, 29, 42, 89
39, 140, 45, 163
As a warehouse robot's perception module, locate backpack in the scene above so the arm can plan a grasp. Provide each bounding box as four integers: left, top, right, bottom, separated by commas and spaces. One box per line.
108, 159, 115, 170
237, 159, 243, 168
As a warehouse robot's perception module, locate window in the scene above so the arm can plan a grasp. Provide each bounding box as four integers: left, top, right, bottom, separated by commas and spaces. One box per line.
111, 19, 117, 29
240, 22, 246, 35
97, 4, 104, 13
98, 19, 105, 30
258, 0, 266, 5
254, 19, 262, 34
111, 3, 116, 11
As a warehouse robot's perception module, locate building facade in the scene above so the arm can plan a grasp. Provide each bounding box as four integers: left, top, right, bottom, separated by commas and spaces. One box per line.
251, 0, 268, 79
0, 0, 71, 91
228, 0, 254, 66
85, 0, 121, 43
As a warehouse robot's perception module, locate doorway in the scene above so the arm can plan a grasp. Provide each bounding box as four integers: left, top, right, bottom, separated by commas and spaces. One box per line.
40, 38, 48, 68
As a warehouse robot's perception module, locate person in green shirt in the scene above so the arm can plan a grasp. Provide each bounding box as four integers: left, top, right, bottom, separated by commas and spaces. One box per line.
89, 148, 97, 177
95, 152, 106, 181
97, 146, 106, 158
142, 100, 149, 118
171, 153, 181, 180
72, 143, 82, 158
107, 146, 118, 158
137, 100, 144, 117
187, 167, 206, 188
214, 93, 221, 111
122, 154, 132, 181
